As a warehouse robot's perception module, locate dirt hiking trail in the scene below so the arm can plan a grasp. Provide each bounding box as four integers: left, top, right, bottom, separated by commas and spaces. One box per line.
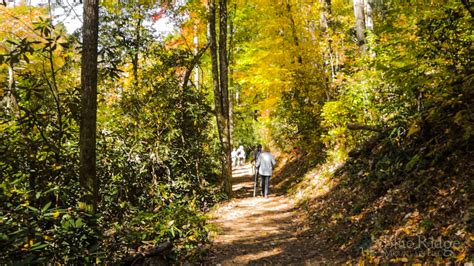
204, 164, 336, 265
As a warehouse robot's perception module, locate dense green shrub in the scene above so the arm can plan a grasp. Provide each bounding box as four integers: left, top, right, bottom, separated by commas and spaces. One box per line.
1, 8, 222, 263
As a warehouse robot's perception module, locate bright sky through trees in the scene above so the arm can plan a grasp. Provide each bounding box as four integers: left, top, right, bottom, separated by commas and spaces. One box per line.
8, 0, 175, 34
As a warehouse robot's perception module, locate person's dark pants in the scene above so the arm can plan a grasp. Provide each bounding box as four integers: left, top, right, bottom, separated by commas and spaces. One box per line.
261, 175, 270, 197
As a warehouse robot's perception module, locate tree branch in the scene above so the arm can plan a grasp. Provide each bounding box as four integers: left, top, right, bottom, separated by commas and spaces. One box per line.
346, 123, 384, 132
122, 241, 173, 265
182, 42, 210, 89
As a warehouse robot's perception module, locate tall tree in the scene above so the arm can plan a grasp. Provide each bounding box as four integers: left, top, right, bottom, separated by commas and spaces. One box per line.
319, 0, 331, 33
285, 1, 303, 64
365, 0, 374, 31
132, 5, 142, 84
193, 23, 200, 89
353, 0, 366, 50
79, 0, 99, 212
6, 63, 19, 118
228, 3, 236, 147
319, 0, 335, 81
209, 0, 232, 197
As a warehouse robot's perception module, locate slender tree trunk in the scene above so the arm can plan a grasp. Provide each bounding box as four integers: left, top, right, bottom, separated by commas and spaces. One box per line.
209, 0, 221, 132
48, 47, 63, 154
229, 86, 234, 147
193, 24, 199, 89
319, 0, 331, 33
79, 0, 99, 213
353, 0, 366, 50
320, 0, 334, 96
209, 0, 232, 197
6, 64, 20, 118
183, 44, 209, 89
228, 5, 235, 148
236, 89, 240, 105
132, 12, 141, 85
218, 0, 232, 197
219, 0, 229, 123
286, 1, 303, 64
365, 0, 374, 31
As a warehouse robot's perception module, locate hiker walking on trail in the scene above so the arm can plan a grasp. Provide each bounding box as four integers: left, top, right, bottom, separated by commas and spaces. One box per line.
256, 147, 276, 197
236, 145, 246, 166
231, 148, 238, 168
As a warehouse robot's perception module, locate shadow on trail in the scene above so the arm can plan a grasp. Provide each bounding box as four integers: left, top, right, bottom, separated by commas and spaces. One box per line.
256, 139, 472, 263
204, 162, 332, 264
231, 164, 257, 199
292, 147, 474, 262
210, 211, 324, 264
206, 130, 473, 264
231, 162, 294, 199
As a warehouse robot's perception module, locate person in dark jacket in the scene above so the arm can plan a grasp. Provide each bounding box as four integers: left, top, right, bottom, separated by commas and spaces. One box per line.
256, 147, 276, 197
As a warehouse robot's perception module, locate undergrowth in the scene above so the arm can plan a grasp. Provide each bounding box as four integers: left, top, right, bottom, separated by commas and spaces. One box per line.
281, 103, 473, 263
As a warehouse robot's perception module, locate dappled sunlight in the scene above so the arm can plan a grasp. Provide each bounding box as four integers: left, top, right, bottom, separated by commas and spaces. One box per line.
233, 247, 284, 264
292, 157, 346, 204
205, 163, 328, 264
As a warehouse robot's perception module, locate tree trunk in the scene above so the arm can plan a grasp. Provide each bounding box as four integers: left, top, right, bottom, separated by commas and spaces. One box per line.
365, 0, 374, 31
209, 0, 232, 197
218, 0, 232, 197
319, 0, 334, 94
79, 0, 99, 213
219, 0, 229, 123
228, 4, 235, 147
353, 0, 366, 50
193, 24, 199, 89
286, 1, 302, 64
319, 0, 331, 33
209, 0, 220, 125
132, 10, 141, 85
183, 43, 209, 89
6, 64, 20, 118
229, 86, 234, 147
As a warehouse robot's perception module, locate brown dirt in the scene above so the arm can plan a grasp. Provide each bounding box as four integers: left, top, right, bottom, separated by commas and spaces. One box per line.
203, 164, 336, 265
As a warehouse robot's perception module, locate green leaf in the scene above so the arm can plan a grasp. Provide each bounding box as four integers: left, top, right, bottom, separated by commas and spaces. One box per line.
170, 227, 175, 237
75, 218, 84, 228
27, 206, 40, 213
405, 154, 421, 172
41, 202, 52, 212
407, 122, 420, 137
30, 243, 48, 251
0, 233, 8, 241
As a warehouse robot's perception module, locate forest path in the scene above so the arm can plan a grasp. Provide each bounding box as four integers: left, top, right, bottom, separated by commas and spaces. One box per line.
204, 164, 328, 265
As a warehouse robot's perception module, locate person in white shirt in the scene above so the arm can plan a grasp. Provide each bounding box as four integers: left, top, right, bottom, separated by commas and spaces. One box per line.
256, 147, 276, 197
237, 145, 246, 166
231, 148, 238, 168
